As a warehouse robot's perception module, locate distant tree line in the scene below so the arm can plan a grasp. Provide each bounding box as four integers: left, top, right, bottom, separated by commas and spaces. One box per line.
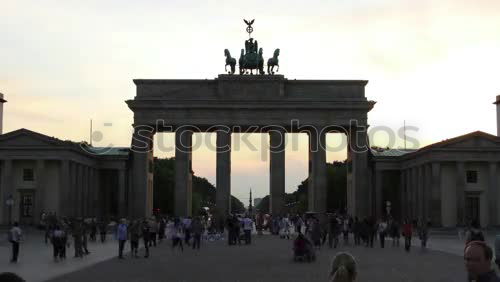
255, 161, 347, 214
153, 157, 245, 216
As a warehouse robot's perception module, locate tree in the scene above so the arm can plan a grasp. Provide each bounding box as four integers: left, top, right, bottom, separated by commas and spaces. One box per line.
153, 157, 245, 216
254, 161, 347, 214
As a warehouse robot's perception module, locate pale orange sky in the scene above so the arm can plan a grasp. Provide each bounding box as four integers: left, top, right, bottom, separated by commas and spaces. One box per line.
1, 0, 499, 201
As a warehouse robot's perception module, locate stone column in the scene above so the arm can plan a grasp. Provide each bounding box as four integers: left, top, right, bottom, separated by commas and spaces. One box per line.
424, 164, 432, 222
175, 128, 193, 217
118, 169, 126, 218
405, 169, 411, 220
411, 167, 417, 220
375, 169, 383, 219
347, 126, 369, 218
216, 130, 231, 219
269, 129, 286, 216
94, 169, 100, 217
86, 166, 91, 217
35, 160, 45, 219
87, 168, 93, 217
1, 159, 13, 224
77, 164, 84, 217
399, 170, 406, 220
83, 166, 89, 217
417, 166, 423, 220
308, 128, 327, 213
131, 125, 154, 219
59, 160, 70, 217
456, 161, 465, 225
489, 162, 498, 225
431, 162, 441, 226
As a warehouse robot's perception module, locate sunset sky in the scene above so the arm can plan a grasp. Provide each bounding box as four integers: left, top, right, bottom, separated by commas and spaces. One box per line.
2, 0, 499, 202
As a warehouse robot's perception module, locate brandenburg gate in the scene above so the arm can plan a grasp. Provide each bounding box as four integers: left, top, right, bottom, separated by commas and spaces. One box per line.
126, 20, 374, 220
126, 75, 375, 219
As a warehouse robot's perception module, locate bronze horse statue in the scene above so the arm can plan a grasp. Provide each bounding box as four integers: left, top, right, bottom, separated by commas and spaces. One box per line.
267, 48, 280, 74
224, 49, 236, 74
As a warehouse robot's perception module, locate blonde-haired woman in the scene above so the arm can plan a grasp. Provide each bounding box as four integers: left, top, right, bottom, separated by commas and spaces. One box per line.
328, 252, 357, 282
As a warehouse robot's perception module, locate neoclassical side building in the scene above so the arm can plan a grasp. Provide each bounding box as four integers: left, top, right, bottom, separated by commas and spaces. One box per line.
0, 129, 153, 225
371, 131, 500, 227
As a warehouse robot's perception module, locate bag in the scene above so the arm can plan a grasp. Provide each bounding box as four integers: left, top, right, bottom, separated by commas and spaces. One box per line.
7, 230, 13, 243
469, 230, 485, 242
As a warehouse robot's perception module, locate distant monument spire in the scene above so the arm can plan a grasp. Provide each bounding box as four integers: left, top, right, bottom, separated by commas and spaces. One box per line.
0, 92, 7, 135
249, 188, 253, 215
494, 95, 500, 137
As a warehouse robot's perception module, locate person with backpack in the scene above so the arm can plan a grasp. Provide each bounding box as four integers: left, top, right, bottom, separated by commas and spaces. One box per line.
466, 220, 485, 244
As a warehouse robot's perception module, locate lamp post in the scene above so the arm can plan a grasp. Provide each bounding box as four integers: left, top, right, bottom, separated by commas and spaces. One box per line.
6, 194, 14, 226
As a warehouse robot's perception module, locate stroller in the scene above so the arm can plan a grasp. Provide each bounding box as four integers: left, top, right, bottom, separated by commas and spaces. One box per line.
293, 234, 316, 262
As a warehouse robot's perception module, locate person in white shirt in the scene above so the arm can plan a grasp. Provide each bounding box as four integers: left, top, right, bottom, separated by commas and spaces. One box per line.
9, 222, 23, 263
378, 219, 388, 248
281, 216, 291, 239
243, 215, 254, 245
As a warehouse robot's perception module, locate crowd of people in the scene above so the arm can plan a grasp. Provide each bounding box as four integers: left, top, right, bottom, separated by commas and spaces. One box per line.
5, 212, 500, 281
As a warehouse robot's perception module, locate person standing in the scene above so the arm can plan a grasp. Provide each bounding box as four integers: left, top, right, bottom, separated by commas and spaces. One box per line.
129, 220, 141, 258
402, 219, 413, 252
82, 220, 90, 255
342, 217, 350, 246
117, 218, 128, 259
51, 225, 65, 262
172, 218, 184, 252
295, 214, 304, 234
72, 220, 83, 258
419, 220, 429, 249
353, 217, 361, 246
98, 219, 107, 243
90, 218, 97, 242
141, 219, 151, 258
243, 214, 254, 245
8, 222, 22, 263
327, 215, 337, 249
158, 218, 166, 244
191, 217, 204, 250
183, 216, 192, 246
378, 218, 388, 248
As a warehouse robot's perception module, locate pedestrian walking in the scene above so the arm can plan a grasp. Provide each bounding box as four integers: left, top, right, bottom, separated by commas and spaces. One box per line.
99, 220, 107, 243
402, 219, 413, 252
129, 220, 141, 258
51, 225, 65, 261
141, 219, 151, 258
117, 218, 128, 259
8, 222, 22, 263
378, 218, 388, 248
191, 217, 204, 250
243, 214, 254, 245
172, 218, 184, 252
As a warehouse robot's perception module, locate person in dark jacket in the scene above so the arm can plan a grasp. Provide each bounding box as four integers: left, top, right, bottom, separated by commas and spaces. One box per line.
141, 219, 150, 258
464, 241, 500, 282
191, 217, 204, 250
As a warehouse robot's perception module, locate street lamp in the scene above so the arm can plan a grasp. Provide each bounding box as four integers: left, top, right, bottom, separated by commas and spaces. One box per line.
6, 194, 14, 226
